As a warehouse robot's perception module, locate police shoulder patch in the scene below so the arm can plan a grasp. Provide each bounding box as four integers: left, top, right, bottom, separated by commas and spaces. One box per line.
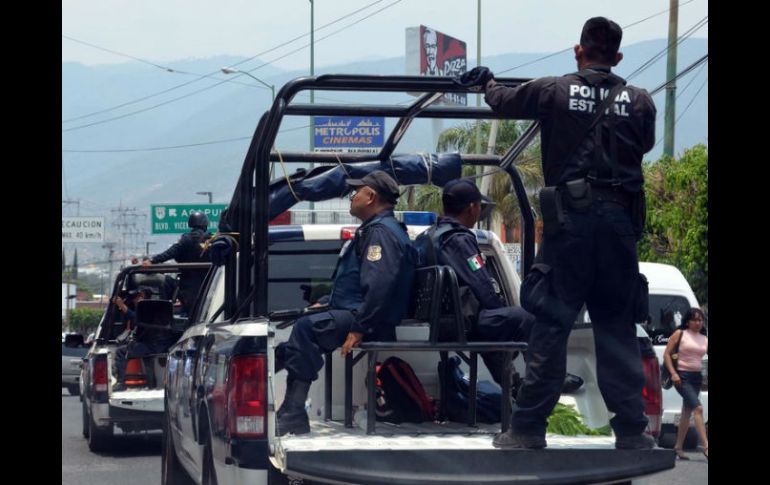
366, 245, 382, 262
467, 254, 485, 271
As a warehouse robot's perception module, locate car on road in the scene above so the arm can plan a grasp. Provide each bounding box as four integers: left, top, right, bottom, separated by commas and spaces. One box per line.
80, 263, 210, 452
62, 333, 88, 396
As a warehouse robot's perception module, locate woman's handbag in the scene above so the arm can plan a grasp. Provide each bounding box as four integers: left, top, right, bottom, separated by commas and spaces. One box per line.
660, 330, 683, 389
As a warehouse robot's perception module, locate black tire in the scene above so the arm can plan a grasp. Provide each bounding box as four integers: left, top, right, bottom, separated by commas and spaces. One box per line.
162, 411, 195, 485
87, 407, 114, 452
657, 424, 675, 449
67, 384, 80, 396
657, 424, 699, 450
82, 401, 90, 438
200, 415, 219, 485
683, 427, 699, 450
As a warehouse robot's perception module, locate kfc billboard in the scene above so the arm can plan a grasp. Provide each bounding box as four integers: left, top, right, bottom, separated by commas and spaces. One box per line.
405, 25, 467, 105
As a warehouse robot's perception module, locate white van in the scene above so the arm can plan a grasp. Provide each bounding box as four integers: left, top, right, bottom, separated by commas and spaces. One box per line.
639, 262, 708, 449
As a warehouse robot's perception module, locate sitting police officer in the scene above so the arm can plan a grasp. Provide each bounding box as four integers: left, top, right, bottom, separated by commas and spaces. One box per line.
275, 170, 416, 436
415, 179, 534, 392
459, 17, 657, 450
145, 211, 212, 316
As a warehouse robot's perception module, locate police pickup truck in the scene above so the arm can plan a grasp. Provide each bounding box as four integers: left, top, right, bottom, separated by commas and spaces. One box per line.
80, 263, 210, 452
161, 75, 674, 484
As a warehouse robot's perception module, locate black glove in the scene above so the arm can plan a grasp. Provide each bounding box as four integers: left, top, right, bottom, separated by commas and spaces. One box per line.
454, 66, 494, 92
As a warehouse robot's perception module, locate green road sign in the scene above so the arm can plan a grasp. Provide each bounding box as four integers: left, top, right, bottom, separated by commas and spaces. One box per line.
151, 204, 227, 234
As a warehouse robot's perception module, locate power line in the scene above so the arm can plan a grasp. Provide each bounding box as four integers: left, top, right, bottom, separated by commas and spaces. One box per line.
495, 0, 700, 75
62, 0, 388, 124
61, 0, 403, 132
62, 122, 313, 153
649, 54, 707, 95
240, 0, 403, 76
627, 16, 708, 81
63, 136, 252, 153
675, 77, 708, 124
63, 34, 192, 74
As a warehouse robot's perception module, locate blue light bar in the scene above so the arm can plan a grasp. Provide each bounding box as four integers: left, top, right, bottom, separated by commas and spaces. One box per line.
402, 211, 437, 226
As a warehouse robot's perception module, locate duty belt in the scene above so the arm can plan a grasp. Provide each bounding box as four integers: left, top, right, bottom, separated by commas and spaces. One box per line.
559, 179, 631, 209
590, 185, 631, 207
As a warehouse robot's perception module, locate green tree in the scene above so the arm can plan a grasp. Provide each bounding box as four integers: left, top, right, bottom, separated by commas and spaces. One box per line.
68, 307, 103, 335
398, 120, 544, 239
639, 144, 708, 304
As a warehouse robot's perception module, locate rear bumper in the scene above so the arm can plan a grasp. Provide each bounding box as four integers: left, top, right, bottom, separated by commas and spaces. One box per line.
284, 448, 675, 485
62, 374, 79, 386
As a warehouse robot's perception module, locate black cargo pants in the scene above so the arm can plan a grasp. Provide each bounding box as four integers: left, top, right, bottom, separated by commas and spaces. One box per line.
511, 200, 648, 438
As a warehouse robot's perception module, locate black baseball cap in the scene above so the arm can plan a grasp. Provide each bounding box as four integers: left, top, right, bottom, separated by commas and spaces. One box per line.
346, 170, 400, 204
442, 178, 494, 217
580, 17, 622, 62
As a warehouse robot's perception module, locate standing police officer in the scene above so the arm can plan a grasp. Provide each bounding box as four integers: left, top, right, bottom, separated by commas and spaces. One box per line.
275, 170, 416, 436
145, 210, 212, 316
461, 17, 657, 450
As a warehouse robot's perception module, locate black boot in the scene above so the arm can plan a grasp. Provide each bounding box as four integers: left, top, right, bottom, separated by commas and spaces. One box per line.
276, 378, 311, 436
561, 373, 584, 394
274, 345, 286, 374
482, 351, 521, 399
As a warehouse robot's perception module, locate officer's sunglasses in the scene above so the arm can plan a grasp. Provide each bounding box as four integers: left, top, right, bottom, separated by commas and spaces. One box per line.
348, 187, 373, 201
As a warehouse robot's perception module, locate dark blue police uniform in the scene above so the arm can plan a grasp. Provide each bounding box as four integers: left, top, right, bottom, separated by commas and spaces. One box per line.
280, 209, 416, 382
150, 228, 211, 315
415, 216, 533, 385
484, 63, 656, 438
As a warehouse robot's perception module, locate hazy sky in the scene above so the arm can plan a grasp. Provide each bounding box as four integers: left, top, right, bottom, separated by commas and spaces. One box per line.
62, 0, 708, 69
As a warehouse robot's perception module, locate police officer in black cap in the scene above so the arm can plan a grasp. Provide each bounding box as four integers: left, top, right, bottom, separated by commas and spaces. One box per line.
459, 17, 657, 450
275, 170, 416, 436
145, 210, 212, 316
415, 179, 533, 389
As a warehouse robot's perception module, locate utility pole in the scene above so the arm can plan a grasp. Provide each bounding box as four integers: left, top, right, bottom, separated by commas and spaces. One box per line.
308, 0, 316, 214
663, 0, 679, 158
146, 241, 156, 256
102, 242, 116, 287
111, 203, 146, 263
475, 0, 483, 156
479, 119, 499, 231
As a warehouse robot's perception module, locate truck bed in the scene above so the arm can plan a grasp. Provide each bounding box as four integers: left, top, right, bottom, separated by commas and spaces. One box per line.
275, 420, 674, 484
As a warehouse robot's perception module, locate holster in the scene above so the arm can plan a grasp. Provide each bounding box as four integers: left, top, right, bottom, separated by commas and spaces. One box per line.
563, 178, 593, 211
630, 189, 646, 241
539, 186, 565, 236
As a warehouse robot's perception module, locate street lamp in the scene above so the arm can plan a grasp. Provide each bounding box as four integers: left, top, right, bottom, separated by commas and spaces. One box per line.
221, 67, 275, 101
196, 191, 213, 204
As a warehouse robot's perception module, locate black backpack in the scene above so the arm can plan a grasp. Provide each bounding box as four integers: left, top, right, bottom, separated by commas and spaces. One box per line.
375, 357, 435, 424
439, 356, 502, 424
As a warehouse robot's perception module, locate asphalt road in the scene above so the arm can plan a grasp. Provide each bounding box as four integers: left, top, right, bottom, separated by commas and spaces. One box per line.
62, 390, 161, 485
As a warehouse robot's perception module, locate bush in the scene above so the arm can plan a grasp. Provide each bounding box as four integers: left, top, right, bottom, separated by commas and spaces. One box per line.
68, 308, 103, 335
639, 144, 708, 304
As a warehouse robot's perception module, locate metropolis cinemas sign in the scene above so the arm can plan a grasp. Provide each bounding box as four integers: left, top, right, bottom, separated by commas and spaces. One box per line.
62, 217, 105, 242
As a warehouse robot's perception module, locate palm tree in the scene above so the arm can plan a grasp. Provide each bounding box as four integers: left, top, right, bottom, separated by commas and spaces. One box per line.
436, 120, 545, 240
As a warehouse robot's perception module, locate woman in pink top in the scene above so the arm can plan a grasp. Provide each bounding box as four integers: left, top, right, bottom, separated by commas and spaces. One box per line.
664, 308, 708, 461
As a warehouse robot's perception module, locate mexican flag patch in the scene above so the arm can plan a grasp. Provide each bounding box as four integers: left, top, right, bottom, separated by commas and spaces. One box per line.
467, 254, 485, 271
